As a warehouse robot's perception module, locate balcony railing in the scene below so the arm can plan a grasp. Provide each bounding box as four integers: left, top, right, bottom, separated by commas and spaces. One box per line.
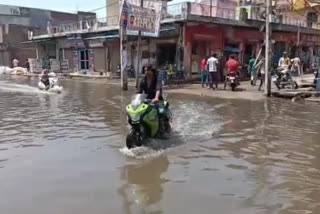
31, 2, 320, 39
33, 16, 119, 38
189, 3, 236, 20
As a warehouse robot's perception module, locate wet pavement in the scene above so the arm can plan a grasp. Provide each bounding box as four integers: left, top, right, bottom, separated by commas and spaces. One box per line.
0, 76, 320, 214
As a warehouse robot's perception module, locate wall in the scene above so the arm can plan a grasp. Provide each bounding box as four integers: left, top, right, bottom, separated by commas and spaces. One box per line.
0, 51, 9, 66
64, 48, 74, 70
0, 24, 37, 65
184, 24, 224, 76
0, 16, 30, 26
0, 4, 94, 29
107, 0, 120, 18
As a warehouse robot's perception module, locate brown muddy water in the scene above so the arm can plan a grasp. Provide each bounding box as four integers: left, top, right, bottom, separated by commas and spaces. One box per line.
0, 77, 320, 214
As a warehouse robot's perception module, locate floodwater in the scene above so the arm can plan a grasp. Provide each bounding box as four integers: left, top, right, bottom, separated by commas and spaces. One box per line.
0, 76, 320, 214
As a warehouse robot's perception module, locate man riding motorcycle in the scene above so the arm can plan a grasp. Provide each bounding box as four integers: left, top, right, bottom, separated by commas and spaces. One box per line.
278, 52, 290, 70
137, 64, 170, 136
137, 64, 162, 103
41, 69, 50, 88
224, 55, 240, 90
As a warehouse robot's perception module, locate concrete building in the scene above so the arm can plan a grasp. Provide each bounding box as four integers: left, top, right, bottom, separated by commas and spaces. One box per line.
106, 0, 120, 22
29, 0, 320, 78
0, 4, 95, 67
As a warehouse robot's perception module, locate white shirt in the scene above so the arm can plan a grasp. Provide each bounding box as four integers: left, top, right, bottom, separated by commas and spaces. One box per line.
206, 57, 218, 72
12, 59, 19, 67
291, 57, 301, 67
278, 57, 290, 69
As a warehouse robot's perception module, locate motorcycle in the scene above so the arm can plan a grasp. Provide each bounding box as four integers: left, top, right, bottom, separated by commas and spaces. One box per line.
273, 67, 298, 90
226, 71, 238, 91
126, 65, 135, 78
314, 70, 318, 85
38, 72, 63, 93
125, 94, 172, 149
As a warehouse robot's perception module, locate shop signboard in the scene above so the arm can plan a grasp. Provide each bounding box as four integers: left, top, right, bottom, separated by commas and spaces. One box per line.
120, 0, 163, 37
88, 40, 104, 48
67, 34, 85, 48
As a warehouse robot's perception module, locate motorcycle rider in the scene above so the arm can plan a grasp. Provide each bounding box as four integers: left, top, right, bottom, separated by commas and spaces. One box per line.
138, 64, 162, 103
224, 55, 240, 90
254, 55, 266, 91
278, 52, 290, 70
138, 64, 171, 135
41, 69, 50, 88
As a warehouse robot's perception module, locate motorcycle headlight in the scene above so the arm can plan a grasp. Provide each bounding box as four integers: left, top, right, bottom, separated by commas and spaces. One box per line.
159, 107, 164, 114
129, 114, 140, 122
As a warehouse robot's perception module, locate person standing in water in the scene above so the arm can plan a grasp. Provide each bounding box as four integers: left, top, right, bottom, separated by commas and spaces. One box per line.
255, 55, 266, 91
248, 55, 257, 86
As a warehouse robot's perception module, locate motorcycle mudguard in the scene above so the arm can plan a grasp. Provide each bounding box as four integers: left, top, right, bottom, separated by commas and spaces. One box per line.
38, 82, 46, 90
143, 108, 159, 137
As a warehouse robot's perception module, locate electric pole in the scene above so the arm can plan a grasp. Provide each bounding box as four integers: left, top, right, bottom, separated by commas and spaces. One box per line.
136, 0, 144, 88
265, 0, 272, 97
120, 1, 128, 91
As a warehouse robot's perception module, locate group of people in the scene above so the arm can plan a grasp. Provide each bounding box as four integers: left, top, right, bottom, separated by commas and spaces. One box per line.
248, 51, 303, 91
200, 54, 240, 90
11, 56, 51, 71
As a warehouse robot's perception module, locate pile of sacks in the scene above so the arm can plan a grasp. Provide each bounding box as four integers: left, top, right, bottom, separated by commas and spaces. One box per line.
0, 66, 28, 75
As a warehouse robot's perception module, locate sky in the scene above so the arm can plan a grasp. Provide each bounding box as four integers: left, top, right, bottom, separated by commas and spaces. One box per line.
0, 0, 107, 17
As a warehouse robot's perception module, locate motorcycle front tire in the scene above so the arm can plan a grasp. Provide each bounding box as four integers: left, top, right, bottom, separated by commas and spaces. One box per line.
231, 83, 236, 91
126, 131, 142, 149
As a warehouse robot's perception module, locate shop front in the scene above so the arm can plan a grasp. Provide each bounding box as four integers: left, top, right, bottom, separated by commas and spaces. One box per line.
184, 24, 224, 77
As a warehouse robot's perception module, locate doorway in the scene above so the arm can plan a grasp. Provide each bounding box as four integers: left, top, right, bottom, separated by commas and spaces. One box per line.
157, 44, 176, 67
79, 49, 89, 70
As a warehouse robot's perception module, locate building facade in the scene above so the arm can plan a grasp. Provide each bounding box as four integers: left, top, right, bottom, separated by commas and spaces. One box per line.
29, 0, 320, 77
0, 4, 95, 67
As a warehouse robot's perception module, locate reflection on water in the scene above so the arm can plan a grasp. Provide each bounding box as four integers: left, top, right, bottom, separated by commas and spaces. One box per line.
0, 78, 320, 214
118, 155, 169, 214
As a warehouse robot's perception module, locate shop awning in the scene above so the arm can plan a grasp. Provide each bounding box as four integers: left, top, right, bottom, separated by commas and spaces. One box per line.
21, 39, 52, 44
224, 46, 240, 53
84, 35, 119, 40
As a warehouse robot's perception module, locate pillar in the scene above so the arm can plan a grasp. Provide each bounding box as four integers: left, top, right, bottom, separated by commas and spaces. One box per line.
183, 41, 192, 79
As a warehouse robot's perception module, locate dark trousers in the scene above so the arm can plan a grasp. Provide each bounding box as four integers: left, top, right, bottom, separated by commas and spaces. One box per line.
209, 72, 218, 88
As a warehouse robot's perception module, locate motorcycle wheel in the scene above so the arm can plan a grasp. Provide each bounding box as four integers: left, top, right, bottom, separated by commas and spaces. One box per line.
126, 131, 142, 149
291, 82, 299, 90
164, 119, 172, 134
274, 81, 281, 90
231, 84, 236, 91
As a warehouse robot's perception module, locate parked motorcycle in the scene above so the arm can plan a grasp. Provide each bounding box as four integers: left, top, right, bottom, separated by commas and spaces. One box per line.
125, 94, 172, 149
273, 67, 298, 90
225, 71, 239, 91
126, 65, 135, 78
314, 70, 318, 85
38, 72, 63, 93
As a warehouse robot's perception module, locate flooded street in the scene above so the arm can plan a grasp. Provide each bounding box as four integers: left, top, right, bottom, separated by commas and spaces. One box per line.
0, 77, 320, 214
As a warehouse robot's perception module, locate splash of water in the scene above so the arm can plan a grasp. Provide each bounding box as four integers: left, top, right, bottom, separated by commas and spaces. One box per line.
0, 81, 57, 95
120, 101, 224, 158
119, 146, 165, 159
